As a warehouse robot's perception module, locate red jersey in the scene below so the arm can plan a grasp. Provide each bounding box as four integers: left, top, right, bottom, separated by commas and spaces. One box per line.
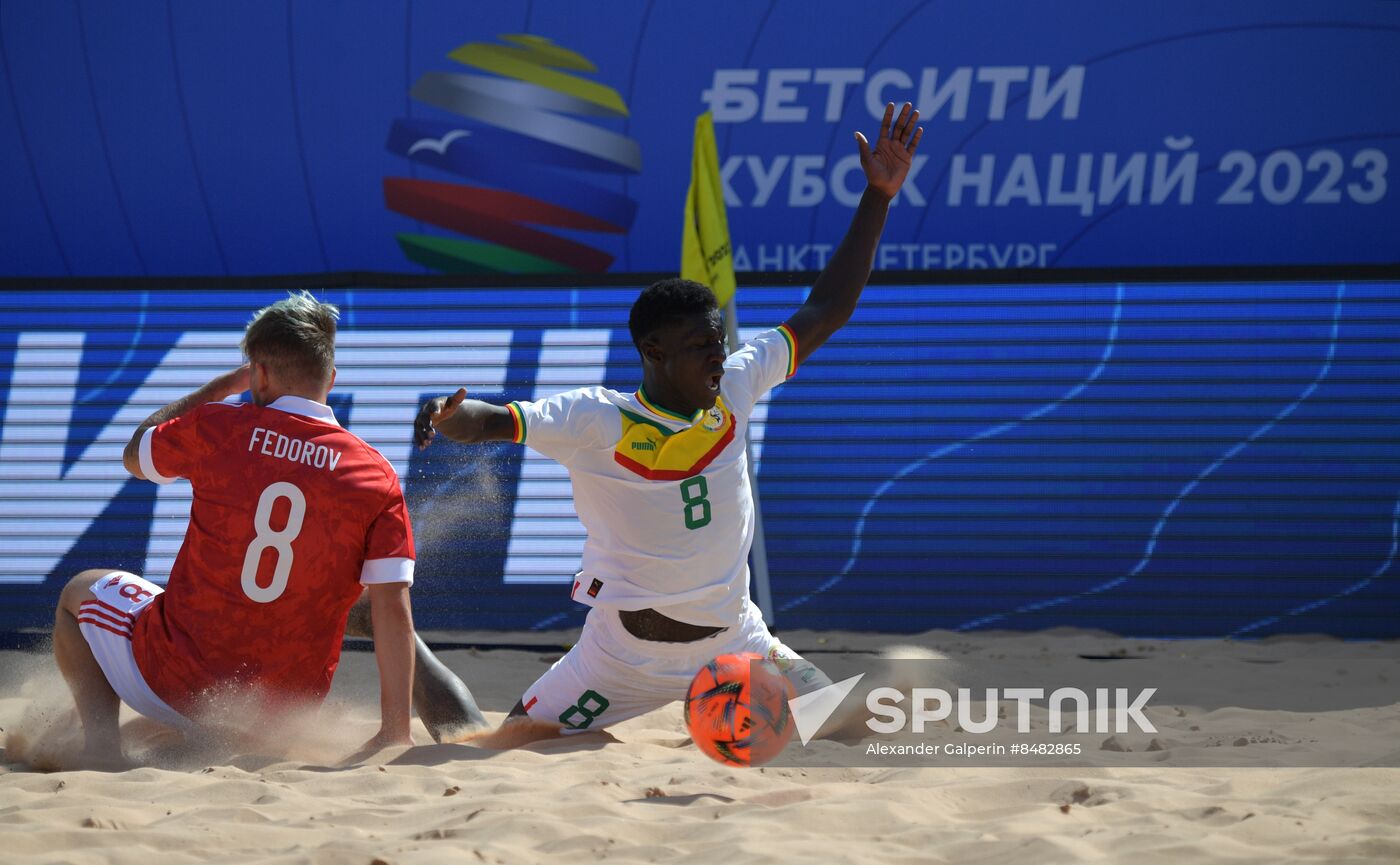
132, 395, 414, 715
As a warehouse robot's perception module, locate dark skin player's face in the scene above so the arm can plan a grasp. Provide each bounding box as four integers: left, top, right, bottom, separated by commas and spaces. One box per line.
639, 309, 727, 416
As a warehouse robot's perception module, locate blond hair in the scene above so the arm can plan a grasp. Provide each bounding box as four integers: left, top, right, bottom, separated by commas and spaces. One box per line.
241, 291, 339, 389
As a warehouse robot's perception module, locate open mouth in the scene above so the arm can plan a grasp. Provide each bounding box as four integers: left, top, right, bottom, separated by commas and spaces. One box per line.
707, 371, 723, 391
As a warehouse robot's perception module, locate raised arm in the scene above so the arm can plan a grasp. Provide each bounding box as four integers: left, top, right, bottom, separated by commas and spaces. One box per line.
782, 102, 923, 367
122, 364, 250, 479
413, 388, 517, 449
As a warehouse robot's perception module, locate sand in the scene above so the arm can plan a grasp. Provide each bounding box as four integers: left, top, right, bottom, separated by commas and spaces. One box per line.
2, 628, 1397, 865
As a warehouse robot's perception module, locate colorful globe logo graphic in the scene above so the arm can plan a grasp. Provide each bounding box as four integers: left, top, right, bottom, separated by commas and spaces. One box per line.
384, 34, 640, 273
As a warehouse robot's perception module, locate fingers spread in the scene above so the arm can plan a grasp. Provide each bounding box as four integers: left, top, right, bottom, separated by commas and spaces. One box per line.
907, 125, 925, 154
900, 108, 920, 144
855, 130, 872, 163
892, 102, 913, 140
879, 102, 894, 141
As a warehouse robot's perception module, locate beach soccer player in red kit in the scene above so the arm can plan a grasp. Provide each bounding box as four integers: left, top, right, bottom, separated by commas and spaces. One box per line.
51, 291, 472, 766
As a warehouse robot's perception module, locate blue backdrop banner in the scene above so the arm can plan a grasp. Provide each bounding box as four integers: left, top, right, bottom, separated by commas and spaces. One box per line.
1, 1, 1397, 277
1, 281, 1396, 638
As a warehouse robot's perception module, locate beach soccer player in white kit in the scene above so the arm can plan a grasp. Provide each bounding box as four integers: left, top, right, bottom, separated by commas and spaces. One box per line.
413, 103, 922, 740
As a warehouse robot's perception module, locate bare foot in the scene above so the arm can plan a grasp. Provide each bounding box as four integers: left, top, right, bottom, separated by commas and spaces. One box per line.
454, 718, 563, 750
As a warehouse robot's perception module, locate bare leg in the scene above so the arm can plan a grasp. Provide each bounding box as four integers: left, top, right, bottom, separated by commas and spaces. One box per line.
54, 569, 128, 766
346, 593, 487, 742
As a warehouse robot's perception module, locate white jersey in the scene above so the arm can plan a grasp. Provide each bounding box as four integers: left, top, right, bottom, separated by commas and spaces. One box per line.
508, 325, 798, 627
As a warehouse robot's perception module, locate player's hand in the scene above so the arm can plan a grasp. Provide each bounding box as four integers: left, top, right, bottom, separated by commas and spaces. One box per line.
414, 388, 467, 450
343, 728, 414, 765
857, 102, 923, 200
216, 363, 252, 398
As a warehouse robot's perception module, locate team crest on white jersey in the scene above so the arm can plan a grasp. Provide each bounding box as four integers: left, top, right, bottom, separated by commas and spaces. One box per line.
703, 406, 725, 432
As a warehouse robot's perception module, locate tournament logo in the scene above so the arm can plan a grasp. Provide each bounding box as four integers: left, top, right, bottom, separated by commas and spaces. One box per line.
384, 34, 641, 273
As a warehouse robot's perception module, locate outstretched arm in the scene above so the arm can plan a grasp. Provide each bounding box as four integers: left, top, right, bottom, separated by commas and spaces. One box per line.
360, 581, 416, 750
782, 102, 923, 367
413, 388, 516, 449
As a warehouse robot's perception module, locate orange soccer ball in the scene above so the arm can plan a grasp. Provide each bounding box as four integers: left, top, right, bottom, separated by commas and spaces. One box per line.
684, 652, 796, 767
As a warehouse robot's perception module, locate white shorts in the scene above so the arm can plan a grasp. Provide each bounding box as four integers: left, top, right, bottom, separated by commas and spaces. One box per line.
520, 599, 831, 732
77, 571, 191, 729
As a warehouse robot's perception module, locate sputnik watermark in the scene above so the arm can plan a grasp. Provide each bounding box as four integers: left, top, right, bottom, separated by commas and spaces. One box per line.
788, 678, 1156, 746
770, 656, 1400, 768
866, 686, 1157, 736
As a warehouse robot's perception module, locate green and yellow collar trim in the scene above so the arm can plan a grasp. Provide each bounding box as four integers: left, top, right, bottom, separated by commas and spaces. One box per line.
636, 386, 699, 424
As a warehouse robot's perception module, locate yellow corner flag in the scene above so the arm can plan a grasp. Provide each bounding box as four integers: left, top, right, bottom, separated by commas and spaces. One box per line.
681, 112, 737, 307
